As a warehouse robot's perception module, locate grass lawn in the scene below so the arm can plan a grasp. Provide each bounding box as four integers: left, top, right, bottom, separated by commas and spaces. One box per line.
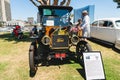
0, 32, 120, 80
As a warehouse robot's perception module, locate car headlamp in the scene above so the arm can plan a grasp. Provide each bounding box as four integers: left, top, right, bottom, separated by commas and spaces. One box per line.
41, 35, 51, 45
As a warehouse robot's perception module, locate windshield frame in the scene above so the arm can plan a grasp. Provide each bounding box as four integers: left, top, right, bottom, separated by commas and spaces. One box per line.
38, 6, 73, 27
40, 7, 71, 27
42, 12, 70, 27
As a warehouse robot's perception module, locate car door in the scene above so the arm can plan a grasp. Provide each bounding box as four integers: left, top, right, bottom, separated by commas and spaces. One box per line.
90, 21, 99, 38
96, 20, 116, 43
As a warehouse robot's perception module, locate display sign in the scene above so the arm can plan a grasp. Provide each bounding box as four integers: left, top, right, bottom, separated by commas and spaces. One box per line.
46, 20, 54, 26
83, 51, 106, 80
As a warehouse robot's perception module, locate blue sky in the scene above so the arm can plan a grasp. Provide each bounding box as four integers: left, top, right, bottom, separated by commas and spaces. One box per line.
10, 0, 120, 21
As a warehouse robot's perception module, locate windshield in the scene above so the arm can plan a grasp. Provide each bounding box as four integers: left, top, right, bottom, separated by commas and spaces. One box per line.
115, 20, 120, 27
42, 9, 70, 27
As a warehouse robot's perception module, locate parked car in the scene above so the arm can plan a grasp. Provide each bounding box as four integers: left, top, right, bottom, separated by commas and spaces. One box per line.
0, 27, 13, 32
28, 5, 92, 76
90, 18, 120, 49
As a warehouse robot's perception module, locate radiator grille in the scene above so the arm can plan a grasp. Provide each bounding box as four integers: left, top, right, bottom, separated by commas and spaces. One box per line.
52, 35, 69, 48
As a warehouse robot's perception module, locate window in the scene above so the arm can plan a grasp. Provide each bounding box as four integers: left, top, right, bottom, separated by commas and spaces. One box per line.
99, 20, 104, 27
43, 9, 69, 16
42, 9, 70, 27
107, 21, 113, 27
92, 21, 98, 27
43, 9, 52, 15
102, 21, 108, 27
99, 20, 113, 27
115, 20, 120, 27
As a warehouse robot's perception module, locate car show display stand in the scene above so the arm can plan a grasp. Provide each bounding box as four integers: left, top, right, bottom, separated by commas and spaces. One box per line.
83, 51, 106, 80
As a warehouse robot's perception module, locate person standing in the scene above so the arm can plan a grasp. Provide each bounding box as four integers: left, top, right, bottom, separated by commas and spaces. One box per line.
77, 19, 82, 37
80, 10, 90, 38
70, 19, 82, 35
32, 26, 38, 35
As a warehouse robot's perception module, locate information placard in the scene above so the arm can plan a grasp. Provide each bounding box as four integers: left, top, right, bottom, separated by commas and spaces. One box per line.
46, 20, 54, 26
83, 51, 106, 80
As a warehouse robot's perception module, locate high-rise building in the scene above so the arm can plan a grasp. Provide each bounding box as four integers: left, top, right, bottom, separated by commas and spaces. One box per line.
0, 0, 11, 21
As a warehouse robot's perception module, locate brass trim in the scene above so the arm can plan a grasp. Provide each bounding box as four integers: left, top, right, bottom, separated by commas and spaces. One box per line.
71, 35, 79, 45
41, 35, 51, 45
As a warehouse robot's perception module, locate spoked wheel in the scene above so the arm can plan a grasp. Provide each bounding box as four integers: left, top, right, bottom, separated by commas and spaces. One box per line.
29, 42, 37, 77
76, 41, 92, 65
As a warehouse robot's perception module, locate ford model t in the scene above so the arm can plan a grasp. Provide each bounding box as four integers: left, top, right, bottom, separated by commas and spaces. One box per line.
29, 5, 92, 75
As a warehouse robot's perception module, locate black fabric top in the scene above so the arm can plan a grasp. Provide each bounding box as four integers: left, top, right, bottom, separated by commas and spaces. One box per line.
38, 5, 73, 12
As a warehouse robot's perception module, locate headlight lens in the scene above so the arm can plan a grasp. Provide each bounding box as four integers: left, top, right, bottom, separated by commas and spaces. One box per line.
71, 35, 79, 45
41, 35, 51, 45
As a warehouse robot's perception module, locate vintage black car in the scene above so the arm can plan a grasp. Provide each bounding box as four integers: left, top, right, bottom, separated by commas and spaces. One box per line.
29, 5, 92, 76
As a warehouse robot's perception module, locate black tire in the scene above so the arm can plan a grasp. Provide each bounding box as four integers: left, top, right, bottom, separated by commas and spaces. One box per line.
76, 41, 92, 63
29, 42, 37, 76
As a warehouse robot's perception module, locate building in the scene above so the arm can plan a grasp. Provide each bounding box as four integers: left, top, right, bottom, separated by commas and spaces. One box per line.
37, 12, 41, 23
28, 17, 34, 24
0, 0, 11, 21
4, 20, 25, 27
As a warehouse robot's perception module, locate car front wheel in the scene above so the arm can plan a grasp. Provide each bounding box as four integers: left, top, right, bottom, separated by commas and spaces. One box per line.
76, 41, 92, 65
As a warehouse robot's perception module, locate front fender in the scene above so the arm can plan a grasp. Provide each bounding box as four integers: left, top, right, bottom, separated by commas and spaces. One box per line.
77, 40, 88, 46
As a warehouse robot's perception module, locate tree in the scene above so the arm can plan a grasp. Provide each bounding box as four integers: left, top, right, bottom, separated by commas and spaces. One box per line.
113, 0, 120, 8
30, 0, 71, 7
